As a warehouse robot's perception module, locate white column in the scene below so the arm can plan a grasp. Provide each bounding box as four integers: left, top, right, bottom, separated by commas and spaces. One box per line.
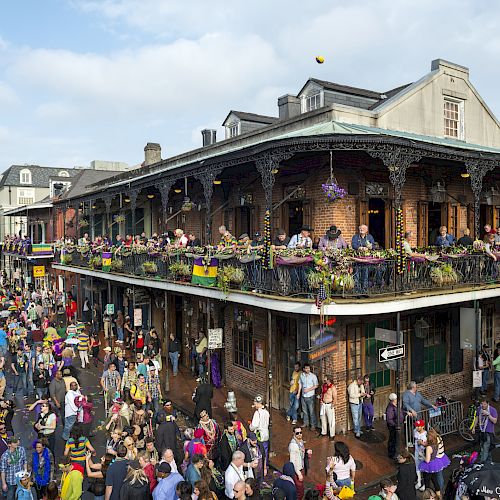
41, 222, 46, 243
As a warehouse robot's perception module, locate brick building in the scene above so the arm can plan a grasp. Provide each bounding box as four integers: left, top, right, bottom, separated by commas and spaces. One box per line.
49, 58, 500, 433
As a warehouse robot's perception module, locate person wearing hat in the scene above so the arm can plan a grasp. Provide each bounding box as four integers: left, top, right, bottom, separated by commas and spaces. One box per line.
153, 461, 183, 500
287, 226, 313, 249
319, 226, 347, 251
239, 431, 265, 482
385, 393, 399, 460
272, 228, 290, 250
413, 419, 427, 490
250, 232, 264, 251
249, 395, 270, 464
0, 436, 27, 498
237, 234, 251, 251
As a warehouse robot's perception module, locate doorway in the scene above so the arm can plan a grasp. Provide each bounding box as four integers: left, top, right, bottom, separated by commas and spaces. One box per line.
428, 202, 442, 244
235, 207, 252, 239
480, 205, 493, 234
287, 201, 303, 237
368, 198, 386, 248
276, 316, 298, 411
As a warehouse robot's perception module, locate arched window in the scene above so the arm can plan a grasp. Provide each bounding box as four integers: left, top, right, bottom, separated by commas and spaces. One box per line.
58, 170, 70, 177
20, 168, 32, 185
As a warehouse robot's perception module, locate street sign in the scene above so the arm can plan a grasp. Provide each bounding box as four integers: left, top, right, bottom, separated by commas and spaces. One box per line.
106, 304, 115, 315
33, 266, 45, 278
375, 327, 397, 344
379, 344, 405, 363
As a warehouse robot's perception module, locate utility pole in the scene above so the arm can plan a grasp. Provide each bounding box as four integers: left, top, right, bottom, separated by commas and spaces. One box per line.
164, 290, 169, 392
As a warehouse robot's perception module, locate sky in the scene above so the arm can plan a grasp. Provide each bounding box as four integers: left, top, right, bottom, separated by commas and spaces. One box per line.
1, 0, 500, 171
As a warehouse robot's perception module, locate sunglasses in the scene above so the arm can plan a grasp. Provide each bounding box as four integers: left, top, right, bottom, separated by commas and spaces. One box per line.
294, 431, 302, 435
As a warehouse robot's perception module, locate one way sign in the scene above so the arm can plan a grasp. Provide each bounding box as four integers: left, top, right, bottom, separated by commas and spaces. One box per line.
379, 344, 406, 363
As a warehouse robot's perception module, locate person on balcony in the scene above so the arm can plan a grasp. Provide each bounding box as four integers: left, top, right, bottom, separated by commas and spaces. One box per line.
237, 234, 251, 251
403, 231, 429, 259
272, 229, 290, 250
484, 232, 498, 262
187, 232, 201, 248
174, 229, 188, 248
218, 226, 237, 249
288, 226, 313, 249
434, 226, 454, 248
319, 226, 347, 251
250, 232, 264, 251
351, 225, 374, 251
457, 228, 473, 247
495, 226, 500, 245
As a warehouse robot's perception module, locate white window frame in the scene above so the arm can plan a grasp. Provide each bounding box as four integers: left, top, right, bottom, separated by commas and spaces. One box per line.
302, 92, 324, 113
58, 170, 70, 177
228, 122, 240, 138
19, 168, 32, 185
444, 98, 464, 140
17, 187, 34, 205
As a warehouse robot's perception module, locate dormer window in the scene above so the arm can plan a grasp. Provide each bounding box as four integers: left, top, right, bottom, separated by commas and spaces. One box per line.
304, 92, 323, 112
20, 168, 32, 185
58, 170, 69, 177
229, 123, 240, 138
444, 98, 464, 140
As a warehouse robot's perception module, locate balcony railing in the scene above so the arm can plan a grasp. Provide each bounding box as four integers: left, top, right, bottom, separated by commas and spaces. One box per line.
52, 246, 500, 300
2, 242, 54, 257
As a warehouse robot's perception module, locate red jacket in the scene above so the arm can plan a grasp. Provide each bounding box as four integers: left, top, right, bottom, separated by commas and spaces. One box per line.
144, 463, 157, 492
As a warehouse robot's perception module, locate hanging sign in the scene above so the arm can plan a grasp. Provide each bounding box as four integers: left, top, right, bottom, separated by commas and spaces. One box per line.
106, 304, 115, 315
208, 328, 223, 349
33, 266, 45, 278
133, 308, 142, 327
472, 370, 482, 388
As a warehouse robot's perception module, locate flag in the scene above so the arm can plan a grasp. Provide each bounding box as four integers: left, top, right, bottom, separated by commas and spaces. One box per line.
316, 282, 327, 309
191, 257, 218, 286
102, 252, 112, 272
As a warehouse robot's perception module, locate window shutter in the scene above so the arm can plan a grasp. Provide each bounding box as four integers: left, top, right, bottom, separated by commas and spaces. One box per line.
417, 202, 428, 247
411, 334, 425, 383
358, 198, 368, 228
449, 308, 463, 374
303, 200, 314, 227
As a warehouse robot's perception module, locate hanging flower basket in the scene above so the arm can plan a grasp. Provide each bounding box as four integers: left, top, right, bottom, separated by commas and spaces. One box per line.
322, 179, 347, 203
79, 219, 89, 228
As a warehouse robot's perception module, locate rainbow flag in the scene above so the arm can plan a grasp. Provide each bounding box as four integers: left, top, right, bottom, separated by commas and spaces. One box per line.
191, 257, 218, 286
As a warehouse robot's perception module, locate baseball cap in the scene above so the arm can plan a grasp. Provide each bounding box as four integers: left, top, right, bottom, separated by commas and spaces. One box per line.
248, 432, 257, 441
156, 462, 171, 473
414, 419, 425, 427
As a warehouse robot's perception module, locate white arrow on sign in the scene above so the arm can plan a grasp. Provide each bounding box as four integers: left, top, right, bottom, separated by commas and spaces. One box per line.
379, 344, 405, 363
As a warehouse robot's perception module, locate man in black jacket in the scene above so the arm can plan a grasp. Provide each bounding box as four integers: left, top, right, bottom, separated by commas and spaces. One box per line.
218, 421, 238, 472
193, 381, 213, 419
239, 432, 267, 483
154, 411, 181, 463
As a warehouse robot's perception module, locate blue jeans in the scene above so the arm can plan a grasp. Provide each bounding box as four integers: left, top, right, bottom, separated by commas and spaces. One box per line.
301, 396, 316, 428
117, 327, 124, 342
13, 372, 27, 396
62, 414, 77, 441
479, 432, 494, 462
350, 403, 362, 434
27, 370, 34, 393
494, 371, 500, 400
482, 368, 490, 392
5, 484, 17, 500
169, 352, 179, 375
336, 478, 352, 488
287, 393, 299, 422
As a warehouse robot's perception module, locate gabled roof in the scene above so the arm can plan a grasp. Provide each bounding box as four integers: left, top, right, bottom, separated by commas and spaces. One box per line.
222, 110, 278, 126
0, 165, 79, 189
58, 169, 125, 200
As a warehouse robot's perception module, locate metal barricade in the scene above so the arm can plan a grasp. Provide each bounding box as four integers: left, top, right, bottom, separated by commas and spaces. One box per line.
404, 400, 464, 448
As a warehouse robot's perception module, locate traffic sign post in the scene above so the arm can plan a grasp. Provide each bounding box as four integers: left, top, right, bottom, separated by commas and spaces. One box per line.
378, 344, 405, 363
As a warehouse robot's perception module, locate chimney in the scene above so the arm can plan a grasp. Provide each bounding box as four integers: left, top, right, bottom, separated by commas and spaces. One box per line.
144, 143, 161, 166
278, 94, 301, 120
201, 129, 217, 147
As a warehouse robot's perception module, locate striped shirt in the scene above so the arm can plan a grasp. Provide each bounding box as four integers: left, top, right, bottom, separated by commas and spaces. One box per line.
65, 436, 89, 466
77, 333, 89, 351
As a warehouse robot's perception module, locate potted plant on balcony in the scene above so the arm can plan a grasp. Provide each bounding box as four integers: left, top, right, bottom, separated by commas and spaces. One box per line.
88, 255, 102, 269
79, 219, 89, 228
142, 261, 158, 275
217, 265, 245, 295
111, 259, 124, 272
61, 253, 73, 265
168, 262, 191, 281
430, 263, 459, 286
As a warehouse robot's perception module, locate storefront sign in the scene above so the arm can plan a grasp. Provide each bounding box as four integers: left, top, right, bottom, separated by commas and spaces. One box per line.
33, 266, 45, 278
106, 304, 115, 315
309, 316, 336, 349
472, 370, 482, 388
308, 341, 337, 362
133, 308, 142, 327
208, 328, 223, 349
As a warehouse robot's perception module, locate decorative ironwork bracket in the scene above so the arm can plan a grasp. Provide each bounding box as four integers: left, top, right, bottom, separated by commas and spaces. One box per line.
255, 152, 294, 209
366, 146, 422, 207
465, 159, 497, 238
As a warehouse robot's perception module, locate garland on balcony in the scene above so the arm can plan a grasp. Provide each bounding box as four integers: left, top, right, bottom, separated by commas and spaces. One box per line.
395, 207, 404, 274
263, 209, 271, 269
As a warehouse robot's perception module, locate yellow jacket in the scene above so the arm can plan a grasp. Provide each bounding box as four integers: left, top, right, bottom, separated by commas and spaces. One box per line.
61, 469, 83, 500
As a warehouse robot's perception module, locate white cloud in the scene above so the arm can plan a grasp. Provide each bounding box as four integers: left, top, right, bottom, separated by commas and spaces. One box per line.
0, 81, 18, 107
